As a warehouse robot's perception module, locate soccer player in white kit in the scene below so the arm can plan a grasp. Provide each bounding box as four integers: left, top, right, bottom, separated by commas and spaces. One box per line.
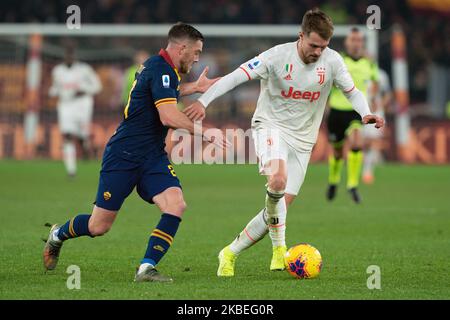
184, 9, 384, 276
49, 45, 102, 177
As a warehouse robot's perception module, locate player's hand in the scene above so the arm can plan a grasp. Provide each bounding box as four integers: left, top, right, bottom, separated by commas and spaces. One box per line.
73, 91, 86, 98
195, 66, 221, 93
184, 101, 206, 121
203, 129, 232, 149
362, 114, 384, 129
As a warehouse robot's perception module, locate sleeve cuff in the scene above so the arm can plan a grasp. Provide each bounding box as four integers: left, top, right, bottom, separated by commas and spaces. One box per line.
155, 98, 177, 108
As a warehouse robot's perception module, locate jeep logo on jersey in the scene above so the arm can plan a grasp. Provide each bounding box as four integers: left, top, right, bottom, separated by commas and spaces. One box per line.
247, 59, 261, 70
162, 75, 170, 88
281, 87, 321, 102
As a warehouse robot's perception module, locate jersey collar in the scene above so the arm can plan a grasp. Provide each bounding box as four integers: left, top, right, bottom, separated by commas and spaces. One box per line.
159, 49, 181, 81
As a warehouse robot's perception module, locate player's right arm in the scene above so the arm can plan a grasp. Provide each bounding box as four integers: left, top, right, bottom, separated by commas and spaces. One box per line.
157, 102, 229, 148
332, 52, 384, 129
150, 66, 229, 148
183, 53, 271, 121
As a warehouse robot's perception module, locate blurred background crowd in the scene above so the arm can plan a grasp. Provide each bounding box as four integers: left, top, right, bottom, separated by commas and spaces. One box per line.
1, 0, 449, 113
0, 0, 449, 162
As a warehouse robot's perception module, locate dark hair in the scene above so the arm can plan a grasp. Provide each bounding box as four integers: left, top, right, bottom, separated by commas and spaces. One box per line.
168, 22, 204, 42
301, 8, 334, 40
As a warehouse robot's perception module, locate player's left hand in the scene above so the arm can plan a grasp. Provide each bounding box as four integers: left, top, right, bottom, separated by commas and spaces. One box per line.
184, 101, 206, 121
203, 128, 232, 149
362, 114, 384, 129
195, 66, 221, 93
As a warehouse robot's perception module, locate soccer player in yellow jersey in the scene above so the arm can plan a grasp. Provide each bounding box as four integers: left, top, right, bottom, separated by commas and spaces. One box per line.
326, 27, 379, 203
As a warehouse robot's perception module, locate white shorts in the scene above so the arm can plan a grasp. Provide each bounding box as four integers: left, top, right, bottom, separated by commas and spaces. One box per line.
252, 128, 311, 196
57, 100, 93, 139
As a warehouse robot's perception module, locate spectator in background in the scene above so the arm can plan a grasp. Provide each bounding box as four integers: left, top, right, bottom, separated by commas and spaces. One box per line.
321, 0, 349, 24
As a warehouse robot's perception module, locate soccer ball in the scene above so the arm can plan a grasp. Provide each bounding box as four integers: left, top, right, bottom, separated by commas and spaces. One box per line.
284, 243, 322, 279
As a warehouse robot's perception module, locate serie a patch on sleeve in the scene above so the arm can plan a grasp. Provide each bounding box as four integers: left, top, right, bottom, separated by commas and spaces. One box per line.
247, 58, 261, 70
162, 75, 170, 88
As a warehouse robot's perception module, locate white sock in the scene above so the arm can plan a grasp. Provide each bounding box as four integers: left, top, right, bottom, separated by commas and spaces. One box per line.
266, 188, 287, 247
229, 208, 269, 255
63, 141, 77, 176
52, 228, 62, 242
138, 263, 154, 274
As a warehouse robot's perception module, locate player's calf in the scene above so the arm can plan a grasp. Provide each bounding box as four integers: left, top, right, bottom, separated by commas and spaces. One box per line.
42, 207, 116, 271
88, 207, 117, 236
136, 187, 185, 282
266, 160, 287, 262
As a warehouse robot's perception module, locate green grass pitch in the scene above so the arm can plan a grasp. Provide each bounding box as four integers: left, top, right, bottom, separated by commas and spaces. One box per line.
0, 160, 449, 299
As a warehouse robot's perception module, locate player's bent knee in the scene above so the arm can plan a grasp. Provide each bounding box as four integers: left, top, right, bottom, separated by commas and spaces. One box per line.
88, 223, 111, 237
88, 206, 117, 236
154, 187, 187, 217
165, 195, 187, 216
269, 173, 287, 192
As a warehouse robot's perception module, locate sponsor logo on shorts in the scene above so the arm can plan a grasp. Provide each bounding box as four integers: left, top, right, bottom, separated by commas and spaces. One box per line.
103, 191, 111, 201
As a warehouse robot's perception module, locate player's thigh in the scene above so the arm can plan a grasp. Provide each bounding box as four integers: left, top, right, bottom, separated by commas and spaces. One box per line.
347, 124, 363, 148
94, 155, 141, 212
252, 127, 288, 178
265, 159, 288, 191
327, 109, 347, 149
285, 150, 311, 197
344, 111, 364, 147
57, 106, 78, 136
136, 156, 184, 215
76, 102, 94, 139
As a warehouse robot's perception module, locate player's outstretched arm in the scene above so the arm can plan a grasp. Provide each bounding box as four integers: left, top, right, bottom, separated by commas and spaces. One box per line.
157, 103, 230, 148
179, 66, 221, 97
334, 52, 384, 129
183, 67, 251, 121
344, 88, 384, 129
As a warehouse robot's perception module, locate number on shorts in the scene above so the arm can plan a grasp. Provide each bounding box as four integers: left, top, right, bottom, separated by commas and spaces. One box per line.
168, 164, 177, 177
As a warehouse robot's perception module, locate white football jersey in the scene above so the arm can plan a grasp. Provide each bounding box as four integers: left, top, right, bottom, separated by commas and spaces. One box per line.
49, 61, 102, 108
240, 41, 355, 152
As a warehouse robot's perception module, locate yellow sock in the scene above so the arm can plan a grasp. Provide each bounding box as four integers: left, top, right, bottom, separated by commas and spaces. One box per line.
328, 155, 343, 185
347, 150, 363, 189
